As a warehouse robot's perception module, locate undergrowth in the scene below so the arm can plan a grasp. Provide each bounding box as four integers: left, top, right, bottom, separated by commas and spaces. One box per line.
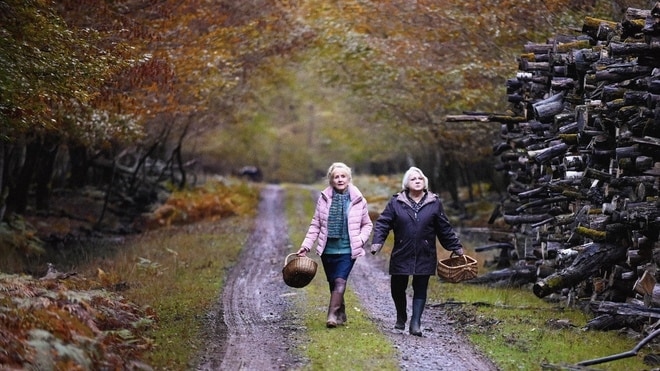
109, 181, 260, 368
0, 272, 156, 369
0, 178, 260, 370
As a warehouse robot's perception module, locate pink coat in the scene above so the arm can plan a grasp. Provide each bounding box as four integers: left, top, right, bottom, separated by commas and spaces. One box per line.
301, 184, 373, 259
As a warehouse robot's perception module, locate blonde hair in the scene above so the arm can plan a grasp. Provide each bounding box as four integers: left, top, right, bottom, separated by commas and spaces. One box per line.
402, 166, 428, 190
326, 162, 352, 185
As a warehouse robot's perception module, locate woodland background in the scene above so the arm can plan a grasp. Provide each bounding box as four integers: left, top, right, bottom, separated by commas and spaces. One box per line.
2, 0, 659, 369
2, 0, 656, 274
5, 0, 644, 233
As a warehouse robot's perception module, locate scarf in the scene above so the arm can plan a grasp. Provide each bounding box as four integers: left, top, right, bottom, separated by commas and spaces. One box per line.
327, 191, 348, 239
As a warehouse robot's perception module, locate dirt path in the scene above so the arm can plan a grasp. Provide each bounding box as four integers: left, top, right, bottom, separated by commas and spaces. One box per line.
351, 254, 498, 370
195, 184, 498, 370
196, 184, 306, 370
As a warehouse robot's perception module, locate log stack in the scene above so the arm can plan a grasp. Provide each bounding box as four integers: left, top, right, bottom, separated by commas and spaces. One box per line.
452, 3, 660, 327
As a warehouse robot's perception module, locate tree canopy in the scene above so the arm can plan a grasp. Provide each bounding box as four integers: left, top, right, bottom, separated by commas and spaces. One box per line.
0, 0, 632, 221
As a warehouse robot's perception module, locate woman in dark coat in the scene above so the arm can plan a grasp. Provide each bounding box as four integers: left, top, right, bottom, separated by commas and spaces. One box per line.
370, 166, 464, 336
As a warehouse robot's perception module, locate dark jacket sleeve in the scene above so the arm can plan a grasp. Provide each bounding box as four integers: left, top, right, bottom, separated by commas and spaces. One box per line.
434, 199, 463, 251
371, 197, 396, 246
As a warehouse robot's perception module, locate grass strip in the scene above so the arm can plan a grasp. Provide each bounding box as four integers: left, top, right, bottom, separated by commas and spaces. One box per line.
119, 216, 254, 369
430, 282, 655, 370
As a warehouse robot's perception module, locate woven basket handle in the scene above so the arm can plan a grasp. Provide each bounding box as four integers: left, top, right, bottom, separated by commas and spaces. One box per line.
450, 251, 468, 263
284, 253, 298, 268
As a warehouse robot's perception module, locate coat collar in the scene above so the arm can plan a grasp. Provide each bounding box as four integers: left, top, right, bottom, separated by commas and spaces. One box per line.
396, 190, 437, 208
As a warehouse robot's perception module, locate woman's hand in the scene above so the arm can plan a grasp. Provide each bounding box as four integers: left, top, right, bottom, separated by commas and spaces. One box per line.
296, 247, 308, 257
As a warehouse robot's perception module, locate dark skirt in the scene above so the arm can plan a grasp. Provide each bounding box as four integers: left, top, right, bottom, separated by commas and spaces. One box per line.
321, 253, 355, 281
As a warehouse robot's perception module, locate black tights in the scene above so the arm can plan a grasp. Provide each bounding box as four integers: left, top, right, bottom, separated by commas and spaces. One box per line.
391, 275, 430, 300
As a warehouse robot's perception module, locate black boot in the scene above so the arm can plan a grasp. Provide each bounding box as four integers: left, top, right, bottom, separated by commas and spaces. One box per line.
391, 276, 408, 330
409, 298, 425, 336
393, 295, 407, 330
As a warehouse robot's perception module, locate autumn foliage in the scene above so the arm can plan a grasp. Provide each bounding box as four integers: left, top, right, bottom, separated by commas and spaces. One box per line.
0, 272, 156, 369
0, 0, 641, 367
138, 180, 258, 230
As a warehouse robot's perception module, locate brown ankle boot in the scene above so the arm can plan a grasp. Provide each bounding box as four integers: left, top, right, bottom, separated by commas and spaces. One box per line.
326, 291, 343, 328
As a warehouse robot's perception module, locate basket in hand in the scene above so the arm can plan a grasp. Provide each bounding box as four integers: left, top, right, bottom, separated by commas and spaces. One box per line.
282, 253, 318, 288
437, 252, 478, 283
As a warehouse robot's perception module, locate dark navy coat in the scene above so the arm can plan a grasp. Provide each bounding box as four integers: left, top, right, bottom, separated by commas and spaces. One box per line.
371, 191, 463, 275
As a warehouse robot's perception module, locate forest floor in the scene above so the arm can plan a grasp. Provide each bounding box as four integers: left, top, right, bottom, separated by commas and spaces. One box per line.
194, 184, 498, 370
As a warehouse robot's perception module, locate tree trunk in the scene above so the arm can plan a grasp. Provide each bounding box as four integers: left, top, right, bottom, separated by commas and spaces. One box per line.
590, 300, 660, 320
35, 139, 59, 210
531, 92, 566, 122
594, 63, 654, 82
8, 140, 40, 214
444, 156, 462, 210
467, 266, 537, 286
533, 243, 628, 298
68, 144, 89, 188
0, 141, 6, 221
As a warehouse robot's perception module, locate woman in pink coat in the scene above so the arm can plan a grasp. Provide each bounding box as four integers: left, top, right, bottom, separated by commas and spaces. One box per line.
297, 162, 373, 328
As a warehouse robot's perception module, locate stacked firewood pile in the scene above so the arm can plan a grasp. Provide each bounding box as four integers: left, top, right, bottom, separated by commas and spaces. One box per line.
449, 3, 660, 330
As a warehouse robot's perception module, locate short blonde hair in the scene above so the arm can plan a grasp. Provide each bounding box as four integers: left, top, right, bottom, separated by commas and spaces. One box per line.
327, 162, 352, 185
402, 166, 428, 190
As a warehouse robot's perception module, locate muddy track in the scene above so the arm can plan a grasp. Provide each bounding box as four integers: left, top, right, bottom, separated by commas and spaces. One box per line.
196, 184, 306, 370
195, 184, 498, 370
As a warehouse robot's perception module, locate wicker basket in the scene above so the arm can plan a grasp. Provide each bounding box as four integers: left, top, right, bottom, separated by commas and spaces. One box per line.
437, 253, 478, 283
282, 253, 318, 288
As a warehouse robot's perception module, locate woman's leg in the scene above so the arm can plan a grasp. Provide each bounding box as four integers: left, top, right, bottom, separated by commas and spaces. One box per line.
391, 275, 409, 329
409, 275, 430, 336
323, 255, 354, 328
327, 277, 346, 327
336, 258, 356, 325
